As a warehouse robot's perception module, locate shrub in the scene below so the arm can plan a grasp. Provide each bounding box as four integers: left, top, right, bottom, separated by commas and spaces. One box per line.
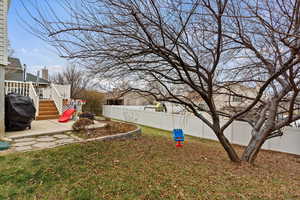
79, 112, 95, 120
80, 90, 105, 116
104, 117, 111, 121
72, 118, 94, 131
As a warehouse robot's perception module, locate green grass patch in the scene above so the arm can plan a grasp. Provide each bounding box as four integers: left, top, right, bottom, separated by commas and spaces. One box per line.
0, 125, 299, 199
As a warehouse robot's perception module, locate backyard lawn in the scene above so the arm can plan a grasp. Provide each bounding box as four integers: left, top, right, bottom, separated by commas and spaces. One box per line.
0, 126, 299, 200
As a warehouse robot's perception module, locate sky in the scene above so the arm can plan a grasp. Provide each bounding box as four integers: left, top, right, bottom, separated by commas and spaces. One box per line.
8, 0, 68, 75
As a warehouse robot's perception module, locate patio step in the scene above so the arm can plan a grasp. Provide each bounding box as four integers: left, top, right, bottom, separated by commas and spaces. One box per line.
36, 114, 60, 120
39, 107, 58, 112
36, 100, 59, 120
39, 101, 56, 107
39, 110, 59, 115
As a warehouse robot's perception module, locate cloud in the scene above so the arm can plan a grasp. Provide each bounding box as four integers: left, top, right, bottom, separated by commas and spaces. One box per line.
19, 48, 28, 54
32, 48, 40, 53
17, 48, 40, 55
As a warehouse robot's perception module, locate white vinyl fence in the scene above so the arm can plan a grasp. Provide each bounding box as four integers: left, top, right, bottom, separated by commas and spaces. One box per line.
103, 105, 300, 155
119, 104, 187, 114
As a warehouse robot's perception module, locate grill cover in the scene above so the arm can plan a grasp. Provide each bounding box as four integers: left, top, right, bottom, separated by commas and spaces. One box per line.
5, 93, 36, 131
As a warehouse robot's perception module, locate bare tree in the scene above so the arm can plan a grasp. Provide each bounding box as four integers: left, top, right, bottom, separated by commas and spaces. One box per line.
219, 0, 300, 162
52, 64, 90, 99
25, 0, 300, 163
51, 72, 64, 85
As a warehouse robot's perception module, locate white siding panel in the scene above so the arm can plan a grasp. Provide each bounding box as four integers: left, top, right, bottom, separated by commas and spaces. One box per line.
0, 0, 9, 66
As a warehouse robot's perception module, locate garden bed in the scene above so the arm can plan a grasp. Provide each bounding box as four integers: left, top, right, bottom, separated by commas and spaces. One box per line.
72, 120, 137, 139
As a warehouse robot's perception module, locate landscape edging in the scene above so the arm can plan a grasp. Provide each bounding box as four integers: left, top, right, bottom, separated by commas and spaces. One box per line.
84, 126, 142, 142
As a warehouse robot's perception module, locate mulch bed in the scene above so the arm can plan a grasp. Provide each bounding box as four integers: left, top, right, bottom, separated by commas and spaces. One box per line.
74, 120, 137, 139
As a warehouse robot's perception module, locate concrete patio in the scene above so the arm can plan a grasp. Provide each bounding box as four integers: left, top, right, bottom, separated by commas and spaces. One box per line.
5, 119, 106, 139
0, 119, 140, 155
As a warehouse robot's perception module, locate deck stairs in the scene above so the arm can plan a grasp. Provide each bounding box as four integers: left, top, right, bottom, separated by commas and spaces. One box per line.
36, 100, 60, 120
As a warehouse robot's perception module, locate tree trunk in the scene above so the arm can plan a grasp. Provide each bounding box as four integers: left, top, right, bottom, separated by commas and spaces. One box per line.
241, 133, 266, 163
217, 133, 241, 162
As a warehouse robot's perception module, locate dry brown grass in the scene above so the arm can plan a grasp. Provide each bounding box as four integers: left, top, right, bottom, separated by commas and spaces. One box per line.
0, 125, 298, 199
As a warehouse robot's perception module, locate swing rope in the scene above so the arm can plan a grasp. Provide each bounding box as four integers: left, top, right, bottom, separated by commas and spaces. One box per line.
171, 103, 185, 147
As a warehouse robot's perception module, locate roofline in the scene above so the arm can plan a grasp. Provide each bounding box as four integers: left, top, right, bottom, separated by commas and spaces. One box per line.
35, 82, 49, 85
26, 72, 50, 84
5, 66, 23, 71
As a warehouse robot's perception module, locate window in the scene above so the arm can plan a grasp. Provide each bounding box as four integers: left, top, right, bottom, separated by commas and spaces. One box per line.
106, 99, 124, 105
232, 95, 243, 102
199, 103, 207, 109
295, 104, 300, 114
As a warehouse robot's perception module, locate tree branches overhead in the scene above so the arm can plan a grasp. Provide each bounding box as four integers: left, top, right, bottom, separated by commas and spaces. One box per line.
26, 0, 300, 163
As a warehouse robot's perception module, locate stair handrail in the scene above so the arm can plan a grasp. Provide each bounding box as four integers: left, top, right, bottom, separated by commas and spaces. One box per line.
51, 83, 63, 114
28, 82, 39, 117
52, 84, 71, 99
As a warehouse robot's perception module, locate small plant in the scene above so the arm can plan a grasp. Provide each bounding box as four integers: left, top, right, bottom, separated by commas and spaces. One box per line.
104, 117, 111, 121
104, 123, 112, 134
79, 112, 95, 120
103, 123, 111, 129
72, 118, 94, 131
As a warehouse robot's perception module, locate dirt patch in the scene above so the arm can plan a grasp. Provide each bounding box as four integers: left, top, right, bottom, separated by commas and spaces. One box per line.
73, 121, 137, 139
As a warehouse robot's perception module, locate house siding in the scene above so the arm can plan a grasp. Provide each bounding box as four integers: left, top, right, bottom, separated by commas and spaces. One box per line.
0, 0, 8, 66
0, 0, 9, 137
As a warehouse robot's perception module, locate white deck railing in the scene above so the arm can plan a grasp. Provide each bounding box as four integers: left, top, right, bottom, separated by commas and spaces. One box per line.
4, 80, 30, 96
39, 87, 52, 99
28, 82, 39, 117
50, 84, 63, 114
53, 84, 71, 99
39, 84, 71, 100
5, 81, 40, 117
5, 81, 69, 116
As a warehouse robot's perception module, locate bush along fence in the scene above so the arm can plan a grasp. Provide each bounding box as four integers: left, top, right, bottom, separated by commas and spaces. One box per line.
103, 105, 300, 156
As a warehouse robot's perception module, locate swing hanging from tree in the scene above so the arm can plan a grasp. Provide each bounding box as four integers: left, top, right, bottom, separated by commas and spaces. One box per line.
171, 104, 187, 147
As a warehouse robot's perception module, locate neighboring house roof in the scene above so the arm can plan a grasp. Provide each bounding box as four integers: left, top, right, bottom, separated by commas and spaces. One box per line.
5, 57, 50, 84
5, 71, 50, 84
26, 73, 49, 84
5, 71, 23, 82
6, 57, 23, 71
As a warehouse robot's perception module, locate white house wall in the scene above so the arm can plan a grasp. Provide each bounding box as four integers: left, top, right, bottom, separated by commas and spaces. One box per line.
0, 0, 8, 66
0, 0, 9, 137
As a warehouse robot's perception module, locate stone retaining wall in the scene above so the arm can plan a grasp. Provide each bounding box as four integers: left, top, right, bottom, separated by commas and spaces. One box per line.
85, 127, 141, 142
